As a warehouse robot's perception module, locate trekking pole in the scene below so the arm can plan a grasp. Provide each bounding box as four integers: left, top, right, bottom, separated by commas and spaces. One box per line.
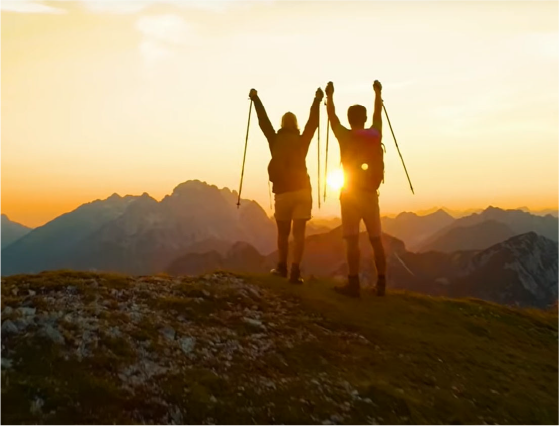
382, 102, 415, 195
317, 103, 321, 209
268, 180, 273, 211
237, 99, 253, 208
323, 99, 330, 203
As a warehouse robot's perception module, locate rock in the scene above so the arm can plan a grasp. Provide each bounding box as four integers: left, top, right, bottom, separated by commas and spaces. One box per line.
119, 360, 168, 387
2, 306, 13, 316
39, 325, 65, 345
1, 358, 13, 369
160, 326, 176, 341
179, 337, 196, 354
243, 317, 266, 331
247, 287, 261, 299
107, 326, 122, 338
169, 406, 183, 424
17, 307, 36, 317
28, 290, 36, 296
13, 317, 33, 331
11, 289, 17, 296
30, 397, 44, 415
66, 286, 78, 294
129, 312, 142, 323
210, 395, 217, 403
2, 320, 18, 334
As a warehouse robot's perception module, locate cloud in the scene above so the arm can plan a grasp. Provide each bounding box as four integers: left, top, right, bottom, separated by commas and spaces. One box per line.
2, 0, 275, 16
136, 14, 191, 45
2, 0, 66, 14
80, 0, 273, 14
135, 14, 192, 65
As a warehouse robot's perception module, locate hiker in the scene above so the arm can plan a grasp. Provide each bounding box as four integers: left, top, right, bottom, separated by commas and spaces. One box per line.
324, 80, 386, 297
248, 87, 324, 284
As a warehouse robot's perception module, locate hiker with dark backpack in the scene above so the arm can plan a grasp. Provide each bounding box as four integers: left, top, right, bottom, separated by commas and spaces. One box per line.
324, 80, 387, 297
248, 87, 324, 284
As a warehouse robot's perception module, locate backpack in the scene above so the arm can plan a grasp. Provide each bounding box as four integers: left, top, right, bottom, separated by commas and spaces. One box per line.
267, 129, 309, 191
342, 128, 385, 192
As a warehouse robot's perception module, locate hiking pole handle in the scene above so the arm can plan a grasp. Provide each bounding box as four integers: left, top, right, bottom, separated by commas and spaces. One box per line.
382, 102, 415, 195
237, 99, 253, 208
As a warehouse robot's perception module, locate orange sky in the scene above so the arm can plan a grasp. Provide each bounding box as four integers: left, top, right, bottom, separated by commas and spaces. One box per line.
2, 1, 558, 228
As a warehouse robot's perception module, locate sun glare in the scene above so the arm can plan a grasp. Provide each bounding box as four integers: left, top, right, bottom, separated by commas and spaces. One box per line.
327, 169, 345, 191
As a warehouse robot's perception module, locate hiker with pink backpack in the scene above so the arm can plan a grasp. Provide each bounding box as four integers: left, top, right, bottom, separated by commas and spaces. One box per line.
325, 80, 387, 298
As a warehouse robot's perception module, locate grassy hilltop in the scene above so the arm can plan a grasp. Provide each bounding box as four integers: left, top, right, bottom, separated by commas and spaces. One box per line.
1, 271, 557, 424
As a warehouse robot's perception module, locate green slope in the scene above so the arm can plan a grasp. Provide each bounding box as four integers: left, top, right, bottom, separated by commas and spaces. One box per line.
1, 271, 557, 424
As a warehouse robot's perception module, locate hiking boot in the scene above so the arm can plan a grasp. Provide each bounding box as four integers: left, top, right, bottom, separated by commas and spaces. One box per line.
270, 262, 288, 278
376, 275, 386, 297
334, 275, 360, 298
289, 263, 304, 285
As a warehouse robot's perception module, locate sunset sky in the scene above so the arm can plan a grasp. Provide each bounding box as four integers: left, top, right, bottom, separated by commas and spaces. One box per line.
2, 0, 558, 227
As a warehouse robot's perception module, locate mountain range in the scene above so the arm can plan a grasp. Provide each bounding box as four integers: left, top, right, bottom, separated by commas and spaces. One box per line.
418, 220, 517, 253
1, 214, 32, 249
1, 181, 275, 275
2, 180, 557, 308
167, 228, 558, 308
380, 209, 455, 249
418, 206, 558, 252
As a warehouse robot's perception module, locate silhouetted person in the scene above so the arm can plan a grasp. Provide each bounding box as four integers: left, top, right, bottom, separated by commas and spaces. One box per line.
248, 88, 324, 284
325, 80, 386, 297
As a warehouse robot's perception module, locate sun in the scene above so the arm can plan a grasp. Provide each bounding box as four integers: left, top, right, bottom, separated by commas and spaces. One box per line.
327, 169, 345, 191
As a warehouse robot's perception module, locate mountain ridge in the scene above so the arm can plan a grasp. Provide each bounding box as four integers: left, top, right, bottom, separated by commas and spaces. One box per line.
418, 206, 558, 251
1, 214, 33, 249
1, 180, 275, 276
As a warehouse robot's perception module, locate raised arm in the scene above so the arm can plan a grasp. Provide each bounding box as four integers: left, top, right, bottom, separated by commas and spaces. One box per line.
325, 81, 349, 142
249, 89, 275, 142
372, 80, 382, 131
301, 88, 324, 149
325, 82, 341, 129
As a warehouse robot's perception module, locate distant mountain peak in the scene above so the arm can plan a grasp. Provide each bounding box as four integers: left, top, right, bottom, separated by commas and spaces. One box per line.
1, 214, 33, 249
395, 211, 417, 219
483, 206, 504, 213
172, 179, 208, 193
431, 209, 454, 219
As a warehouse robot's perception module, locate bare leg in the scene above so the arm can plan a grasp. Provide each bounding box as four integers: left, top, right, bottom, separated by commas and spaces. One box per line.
274, 220, 291, 276
369, 236, 386, 296
345, 235, 360, 277
369, 236, 386, 277
291, 219, 307, 265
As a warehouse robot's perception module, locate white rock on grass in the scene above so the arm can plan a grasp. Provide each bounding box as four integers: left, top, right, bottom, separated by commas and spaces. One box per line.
2, 306, 14, 316
39, 325, 65, 345
243, 317, 266, 331
179, 337, 196, 354
30, 397, 44, 415
160, 326, 176, 342
13, 317, 33, 332
18, 307, 36, 317
2, 320, 18, 334
1, 358, 13, 369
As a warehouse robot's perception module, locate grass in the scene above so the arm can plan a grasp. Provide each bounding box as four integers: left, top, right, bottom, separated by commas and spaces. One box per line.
1, 270, 557, 424
244, 274, 558, 424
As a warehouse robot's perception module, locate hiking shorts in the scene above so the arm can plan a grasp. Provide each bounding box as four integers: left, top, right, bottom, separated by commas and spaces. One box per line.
274, 188, 312, 222
340, 189, 381, 238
